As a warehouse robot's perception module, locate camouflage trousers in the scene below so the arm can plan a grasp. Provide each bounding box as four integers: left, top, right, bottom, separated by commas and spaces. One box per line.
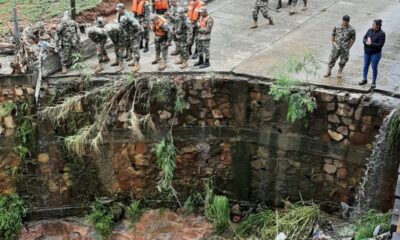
59, 46, 78, 65
188, 22, 198, 49
198, 39, 211, 59
328, 46, 350, 68
292, 0, 307, 5
155, 37, 169, 61
253, 3, 269, 21
138, 17, 150, 43
176, 38, 189, 60
114, 46, 124, 62
96, 42, 107, 61
128, 37, 141, 61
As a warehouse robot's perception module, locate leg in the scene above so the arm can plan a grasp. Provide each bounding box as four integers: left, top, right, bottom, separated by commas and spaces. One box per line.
251, 6, 260, 28
200, 40, 210, 68
152, 40, 162, 64
143, 27, 150, 52
260, 6, 273, 25
194, 40, 204, 66
337, 48, 350, 78
159, 40, 168, 71
362, 53, 372, 81
370, 52, 382, 86
324, 47, 340, 77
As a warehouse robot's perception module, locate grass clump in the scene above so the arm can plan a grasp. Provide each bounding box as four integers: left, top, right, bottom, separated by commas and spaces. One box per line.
354, 210, 390, 240
235, 208, 274, 238
86, 199, 114, 239
205, 180, 230, 233
0, 194, 26, 240
125, 200, 143, 224
155, 133, 178, 194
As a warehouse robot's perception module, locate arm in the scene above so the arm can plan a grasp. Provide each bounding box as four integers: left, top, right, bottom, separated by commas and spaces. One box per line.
204, 18, 213, 34
164, 24, 173, 44
349, 29, 356, 48
331, 26, 336, 43
370, 32, 386, 48
363, 30, 369, 44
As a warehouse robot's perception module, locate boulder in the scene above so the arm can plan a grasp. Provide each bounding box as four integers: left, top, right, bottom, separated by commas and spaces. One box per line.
38, 153, 50, 164
323, 163, 337, 174
328, 130, 344, 142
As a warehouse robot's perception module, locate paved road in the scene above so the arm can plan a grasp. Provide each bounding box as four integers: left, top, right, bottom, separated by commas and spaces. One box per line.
55, 0, 400, 95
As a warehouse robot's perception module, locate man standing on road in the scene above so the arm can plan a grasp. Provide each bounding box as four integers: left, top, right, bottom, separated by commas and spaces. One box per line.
187, 0, 204, 58
120, 15, 144, 73
55, 12, 81, 74
116, 3, 135, 60
194, 7, 213, 68
289, 0, 307, 15
87, 17, 109, 74
151, 15, 173, 71
174, 7, 190, 69
250, 0, 274, 29
165, 0, 180, 56
132, 0, 151, 52
105, 22, 125, 73
324, 15, 356, 78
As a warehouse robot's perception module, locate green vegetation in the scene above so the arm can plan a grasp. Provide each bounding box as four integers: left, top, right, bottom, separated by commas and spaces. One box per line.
0, 0, 102, 37
155, 133, 178, 194
354, 210, 390, 240
87, 199, 114, 239
234, 202, 319, 239
205, 180, 230, 233
182, 192, 204, 214
125, 200, 144, 224
269, 53, 319, 123
1, 102, 16, 117
0, 194, 26, 240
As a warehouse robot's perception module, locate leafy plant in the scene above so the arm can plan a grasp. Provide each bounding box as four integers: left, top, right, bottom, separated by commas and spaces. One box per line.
269, 53, 319, 123
204, 180, 230, 233
149, 78, 173, 103
354, 210, 390, 240
235, 208, 274, 238
125, 200, 143, 224
86, 199, 114, 239
182, 192, 204, 214
0, 194, 26, 240
1, 102, 16, 117
13, 145, 31, 162
155, 133, 177, 193
174, 91, 185, 114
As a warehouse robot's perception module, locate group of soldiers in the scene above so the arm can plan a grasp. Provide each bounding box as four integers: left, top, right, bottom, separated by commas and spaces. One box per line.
55, 0, 214, 74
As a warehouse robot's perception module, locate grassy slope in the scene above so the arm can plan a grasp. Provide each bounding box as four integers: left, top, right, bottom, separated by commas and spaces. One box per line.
0, 0, 101, 37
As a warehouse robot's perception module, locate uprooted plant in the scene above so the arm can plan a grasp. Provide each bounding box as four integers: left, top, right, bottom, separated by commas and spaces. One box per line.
269, 53, 319, 123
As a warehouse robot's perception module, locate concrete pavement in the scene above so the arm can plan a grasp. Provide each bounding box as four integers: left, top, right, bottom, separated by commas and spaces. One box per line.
51, 0, 400, 95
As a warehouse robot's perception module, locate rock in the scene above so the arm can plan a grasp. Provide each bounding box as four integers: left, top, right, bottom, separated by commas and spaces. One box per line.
212, 109, 223, 119
328, 114, 340, 124
4, 116, 16, 128
38, 153, 50, 164
214, 120, 221, 127
318, 89, 336, 102
188, 96, 200, 104
341, 117, 352, 125
323, 163, 337, 174
206, 99, 216, 108
134, 154, 150, 166
222, 108, 231, 118
189, 90, 198, 96
186, 115, 197, 124
337, 92, 347, 102
250, 91, 261, 101
337, 126, 349, 136
62, 172, 71, 182
354, 106, 363, 120
159, 110, 171, 120
328, 130, 344, 142
326, 102, 336, 111
15, 87, 24, 96
337, 168, 347, 179
201, 90, 214, 98
181, 145, 196, 154
349, 124, 356, 131
349, 93, 362, 105
349, 132, 368, 145
336, 104, 354, 117
362, 116, 372, 124
231, 204, 241, 215
135, 143, 147, 154
26, 87, 35, 95
48, 179, 58, 192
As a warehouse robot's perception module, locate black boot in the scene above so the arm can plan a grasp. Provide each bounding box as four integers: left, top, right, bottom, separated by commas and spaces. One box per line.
144, 41, 149, 53
277, 0, 282, 9
200, 58, 210, 69
139, 39, 144, 49
288, 0, 293, 5
194, 55, 204, 66
188, 46, 193, 56
192, 48, 198, 59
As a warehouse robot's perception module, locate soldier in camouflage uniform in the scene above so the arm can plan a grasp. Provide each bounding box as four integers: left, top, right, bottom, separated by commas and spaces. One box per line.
87, 17, 109, 74
250, 0, 274, 29
133, 0, 151, 52
324, 15, 356, 78
105, 22, 126, 73
174, 7, 190, 69
165, 0, 180, 56
151, 15, 173, 71
120, 15, 144, 73
116, 3, 135, 60
55, 13, 81, 74
289, 0, 307, 15
194, 7, 213, 68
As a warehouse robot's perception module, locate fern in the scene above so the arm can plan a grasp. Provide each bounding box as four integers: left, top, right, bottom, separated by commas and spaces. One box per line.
86, 199, 114, 239
0, 194, 26, 240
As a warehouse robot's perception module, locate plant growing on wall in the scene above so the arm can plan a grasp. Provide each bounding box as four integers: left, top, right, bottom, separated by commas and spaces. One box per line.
269, 53, 319, 123
0, 194, 26, 240
204, 179, 230, 232
87, 199, 114, 239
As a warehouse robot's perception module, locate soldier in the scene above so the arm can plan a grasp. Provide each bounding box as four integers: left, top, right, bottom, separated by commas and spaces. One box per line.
289, 0, 307, 15
120, 15, 144, 73
174, 7, 190, 69
153, 0, 169, 14
324, 15, 356, 78
165, 0, 180, 56
151, 15, 173, 71
132, 0, 151, 52
87, 17, 109, 74
55, 12, 80, 74
116, 3, 134, 60
194, 7, 213, 68
250, 0, 274, 29
187, 0, 204, 59
105, 22, 125, 73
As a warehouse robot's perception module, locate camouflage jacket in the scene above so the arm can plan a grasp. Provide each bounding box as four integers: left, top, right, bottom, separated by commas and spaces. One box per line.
175, 15, 190, 42
121, 17, 144, 40
255, 0, 269, 7
332, 24, 356, 49
197, 16, 213, 41
136, 1, 151, 27
105, 23, 125, 48
56, 19, 80, 49
165, 5, 179, 30
87, 26, 108, 45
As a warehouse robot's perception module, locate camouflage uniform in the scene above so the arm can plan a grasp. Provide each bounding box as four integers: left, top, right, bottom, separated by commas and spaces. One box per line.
87, 25, 108, 61
292, 0, 307, 6
197, 16, 213, 60
175, 14, 190, 61
105, 23, 125, 62
135, 1, 151, 47
154, 20, 173, 61
166, 4, 179, 51
120, 16, 144, 62
55, 18, 80, 66
253, 0, 270, 22
328, 25, 356, 68
117, 11, 135, 55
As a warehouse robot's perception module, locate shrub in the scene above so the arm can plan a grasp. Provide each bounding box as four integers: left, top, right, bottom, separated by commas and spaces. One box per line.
0, 194, 26, 240
125, 200, 143, 223
86, 200, 114, 239
354, 210, 390, 240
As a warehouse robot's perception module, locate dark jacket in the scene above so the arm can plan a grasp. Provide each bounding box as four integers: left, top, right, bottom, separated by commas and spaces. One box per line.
363, 28, 386, 55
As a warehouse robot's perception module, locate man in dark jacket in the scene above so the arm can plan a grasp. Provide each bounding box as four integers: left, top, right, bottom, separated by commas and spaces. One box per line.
359, 19, 386, 89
